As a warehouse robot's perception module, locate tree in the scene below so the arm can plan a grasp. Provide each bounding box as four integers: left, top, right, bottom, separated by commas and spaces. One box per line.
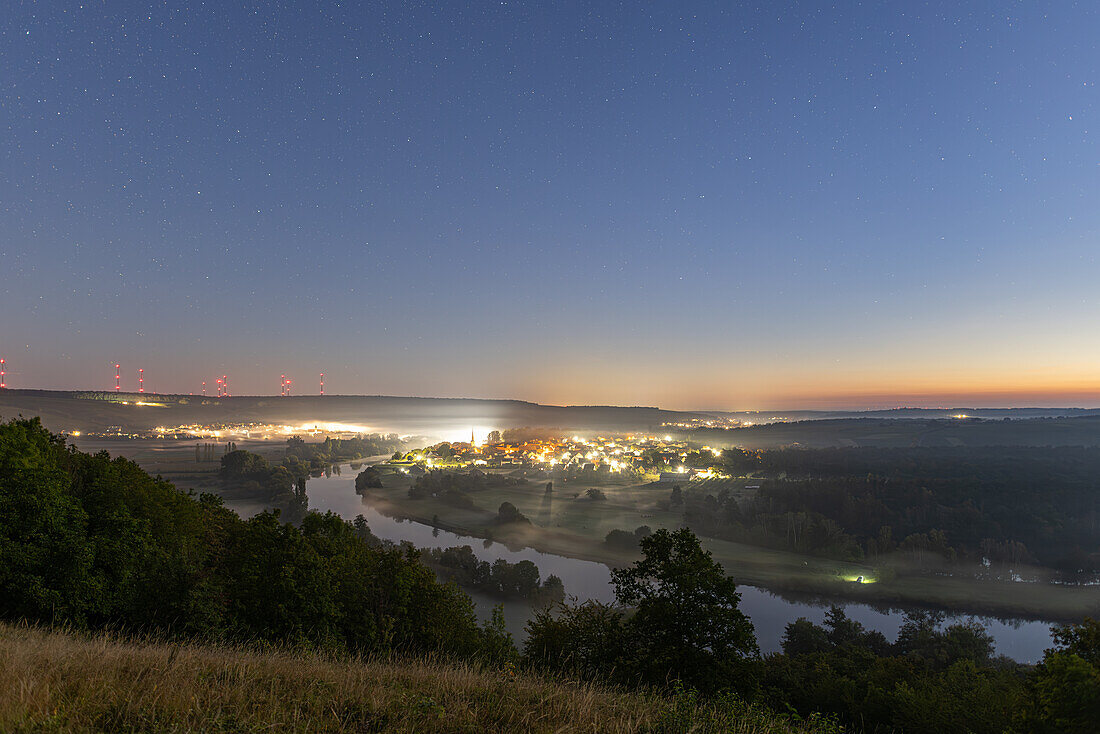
355, 466, 383, 493
219, 449, 270, 477
1018, 618, 1100, 733
782, 618, 831, 657
0, 418, 94, 623
605, 528, 640, 550
894, 613, 993, 669
524, 601, 630, 680
1050, 617, 1100, 667
494, 502, 529, 525
537, 574, 565, 605
611, 528, 758, 693
0, 418, 506, 661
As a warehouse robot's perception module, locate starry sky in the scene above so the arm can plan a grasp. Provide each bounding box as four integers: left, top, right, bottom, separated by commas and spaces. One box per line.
1, 2, 1098, 409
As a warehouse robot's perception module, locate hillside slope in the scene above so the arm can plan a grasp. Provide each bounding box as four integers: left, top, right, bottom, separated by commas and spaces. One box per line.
0, 624, 830, 734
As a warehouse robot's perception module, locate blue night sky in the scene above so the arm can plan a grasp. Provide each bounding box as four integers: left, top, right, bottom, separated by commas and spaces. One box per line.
1, 2, 1098, 408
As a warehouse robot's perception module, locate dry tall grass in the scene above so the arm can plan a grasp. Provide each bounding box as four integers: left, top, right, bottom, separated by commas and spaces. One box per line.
0, 623, 830, 733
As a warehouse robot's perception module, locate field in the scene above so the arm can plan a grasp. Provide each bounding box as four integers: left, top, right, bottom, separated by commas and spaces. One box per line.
361, 466, 1100, 623
0, 624, 828, 734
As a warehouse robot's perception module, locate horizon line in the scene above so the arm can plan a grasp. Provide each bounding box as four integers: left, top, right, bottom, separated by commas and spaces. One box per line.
3, 387, 1100, 415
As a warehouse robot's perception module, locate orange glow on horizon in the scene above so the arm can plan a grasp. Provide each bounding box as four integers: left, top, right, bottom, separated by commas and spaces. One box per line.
515, 366, 1100, 412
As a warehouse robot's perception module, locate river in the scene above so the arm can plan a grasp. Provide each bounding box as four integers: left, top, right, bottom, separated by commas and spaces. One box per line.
227, 464, 1057, 662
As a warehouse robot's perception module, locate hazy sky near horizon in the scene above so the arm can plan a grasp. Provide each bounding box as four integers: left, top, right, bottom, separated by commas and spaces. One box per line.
2, 2, 1098, 409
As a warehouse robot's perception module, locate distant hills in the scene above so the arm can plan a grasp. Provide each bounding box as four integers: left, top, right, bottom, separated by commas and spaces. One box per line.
4, 389, 1100, 447
0, 389, 710, 438
689, 414, 1100, 449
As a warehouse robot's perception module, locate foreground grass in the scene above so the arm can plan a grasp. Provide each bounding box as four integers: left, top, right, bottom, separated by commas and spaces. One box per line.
0, 624, 832, 733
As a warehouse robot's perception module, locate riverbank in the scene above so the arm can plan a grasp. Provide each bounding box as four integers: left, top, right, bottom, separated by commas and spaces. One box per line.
66, 435, 1096, 624
218, 463, 1056, 660
356, 477, 1096, 625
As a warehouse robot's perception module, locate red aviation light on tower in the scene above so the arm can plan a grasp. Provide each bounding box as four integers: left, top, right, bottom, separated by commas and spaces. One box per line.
281, 374, 286, 397
139, 368, 144, 393
115, 364, 121, 392
320, 373, 324, 396
286, 378, 292, 397
223, 375, 229, 397
202, 381, 206, 396
0, 358, 6, 390
216, 378, 223, 398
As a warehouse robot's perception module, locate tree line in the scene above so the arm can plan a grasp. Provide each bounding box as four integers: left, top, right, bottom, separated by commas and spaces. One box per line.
420, 545, 565, 605
674, 446, 1100, 575
0, 418, 508, 659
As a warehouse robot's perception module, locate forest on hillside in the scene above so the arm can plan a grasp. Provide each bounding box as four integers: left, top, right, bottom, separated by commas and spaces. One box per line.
666, 446, 1100, 577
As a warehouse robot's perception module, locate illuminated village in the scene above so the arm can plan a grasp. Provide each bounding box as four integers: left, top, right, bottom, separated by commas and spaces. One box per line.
389, 432, 728, 481
65, 421, 383, 441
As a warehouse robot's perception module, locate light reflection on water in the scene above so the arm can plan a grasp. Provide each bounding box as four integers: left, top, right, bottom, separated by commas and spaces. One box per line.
228, 466, 1056, 662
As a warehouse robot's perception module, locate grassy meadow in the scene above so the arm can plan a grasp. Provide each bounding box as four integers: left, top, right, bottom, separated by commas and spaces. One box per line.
0, 624, 832, 734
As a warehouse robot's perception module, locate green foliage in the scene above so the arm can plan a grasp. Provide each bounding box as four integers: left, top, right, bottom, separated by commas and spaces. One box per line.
1050, 616, 1100, 667
421, 545, 565, 603
494, 501, 530, 525
526, 528, 757, 695
614, 528, 759, 694
1017, 618, 1100, 733
354, 465, 383, 492
606, 525, 654, 551
408, 468, 525, 500
524, 601, 631, 681
763, 607, 1021, 734
652, 682, 845, 734
478, 604, 519, 664
704, 446, 1100, 572
284, 434, 405, 475
0, 418, 94, 623
0, 417, 504, 662
218, 449, 294, 503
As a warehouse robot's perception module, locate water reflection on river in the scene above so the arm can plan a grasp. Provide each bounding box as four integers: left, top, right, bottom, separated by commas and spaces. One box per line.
228, 466, 1056, 662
